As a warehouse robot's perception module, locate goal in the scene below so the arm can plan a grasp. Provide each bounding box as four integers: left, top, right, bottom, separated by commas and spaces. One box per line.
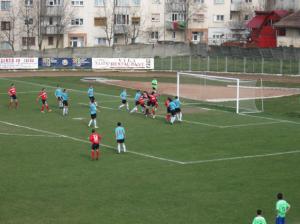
176, 72, 264, 114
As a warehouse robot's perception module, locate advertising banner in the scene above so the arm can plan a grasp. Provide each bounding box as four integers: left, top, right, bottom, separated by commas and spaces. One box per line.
0, 58, 38, 69
39, 58, 92, 69
92, 58, 154, 69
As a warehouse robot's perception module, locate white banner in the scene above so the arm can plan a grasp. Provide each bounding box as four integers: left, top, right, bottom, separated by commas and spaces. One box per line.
0, 58, 38, 69
92, 58, 154, 70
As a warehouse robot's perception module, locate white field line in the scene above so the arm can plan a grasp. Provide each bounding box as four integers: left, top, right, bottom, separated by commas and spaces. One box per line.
0, 132, 63, 138
0, 91, 39, 95
0, 120, 184, 165
241, 113, 300, 126
0, 120, 299, 165
79, 102, 284, 129
182, 150, 300, 165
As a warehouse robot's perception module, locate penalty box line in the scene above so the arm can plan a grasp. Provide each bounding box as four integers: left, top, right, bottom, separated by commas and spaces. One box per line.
0, 120, 184, 165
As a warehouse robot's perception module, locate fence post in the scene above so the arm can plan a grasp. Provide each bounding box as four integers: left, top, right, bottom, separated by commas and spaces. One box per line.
189, 55, 192, 71
170, 56, 173, 71
261, 58, 264, 74
207, 56, 210, 71
225, 56, 228, 72
243, 57, 246, 73
280, 59, 283, 75
298, 59, 300, 75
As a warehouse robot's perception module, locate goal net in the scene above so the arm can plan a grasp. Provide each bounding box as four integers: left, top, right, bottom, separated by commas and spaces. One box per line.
176, 72, 263, 114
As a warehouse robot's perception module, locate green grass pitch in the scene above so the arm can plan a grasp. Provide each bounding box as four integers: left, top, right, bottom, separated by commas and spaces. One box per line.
0, 74, 299, 224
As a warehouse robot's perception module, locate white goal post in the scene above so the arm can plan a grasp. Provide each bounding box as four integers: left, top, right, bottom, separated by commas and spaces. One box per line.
176, 72, 264, 114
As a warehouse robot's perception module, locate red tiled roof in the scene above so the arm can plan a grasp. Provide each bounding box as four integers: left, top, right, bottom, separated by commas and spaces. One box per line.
247, 15, 267, 28
274, 10, 300, 29
273, 10, 290, 18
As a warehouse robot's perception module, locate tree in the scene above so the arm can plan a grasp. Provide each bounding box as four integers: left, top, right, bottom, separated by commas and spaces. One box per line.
102, 0, 116, 47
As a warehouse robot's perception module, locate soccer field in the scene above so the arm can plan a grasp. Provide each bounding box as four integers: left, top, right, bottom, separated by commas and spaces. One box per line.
0, 72, 299, 224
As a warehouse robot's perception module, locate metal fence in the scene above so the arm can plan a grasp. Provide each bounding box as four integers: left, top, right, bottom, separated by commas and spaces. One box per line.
154, 56, 300, 75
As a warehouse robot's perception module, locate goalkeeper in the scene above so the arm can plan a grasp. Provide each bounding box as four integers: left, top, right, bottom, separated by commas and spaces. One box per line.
151, 78, 158, 91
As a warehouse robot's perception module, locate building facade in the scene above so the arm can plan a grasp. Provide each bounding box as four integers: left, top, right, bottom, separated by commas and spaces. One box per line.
1, 0, 298, 51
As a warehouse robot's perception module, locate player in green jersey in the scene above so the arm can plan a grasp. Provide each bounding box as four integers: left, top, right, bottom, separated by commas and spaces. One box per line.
252, 209, 267, 224
276, 193, 291, 224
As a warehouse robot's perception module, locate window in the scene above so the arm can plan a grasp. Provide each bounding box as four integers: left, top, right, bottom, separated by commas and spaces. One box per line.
192, 32, 203, 42
25, 0, 33, 6
95, 0, 104, 6
152, 0, 160, 3
95, 37, 107, 45
22, 37, 35, 46
172, 31, 176, 39
245, 0, 252, 2
194, 0, 204, 3
25, 18, 33, 25
1, 1, 11, 10
48, 36, 54, 45
132, 17, 140, 25
71, 0, 84, 6
132, 0, 140, 5
70, 36, 84, 47
278, 28, 286, 36
214, 0, 224, 3
244, 14, 250, 20
49, 17, 53, 25
48, 0, 61, 6
94, 17, 107, 26
151, 13, 160, 22
193, 14, 204, 22
214, 15, 224, 22
0, 41, 12, 50
212, 33, 223, 39
150, 31, 159, 40
71, 18, 83, 25
114, 14, 129, 24
172, 13, 185, 21
115, 0, 129, 6
1, 21, 10, 30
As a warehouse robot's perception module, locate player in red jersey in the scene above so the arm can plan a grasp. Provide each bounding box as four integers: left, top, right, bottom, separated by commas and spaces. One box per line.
148, 91, 159, 118
36, 88, 52, 113
89, 129, 102, 160
8, 84, 18, 109
164, 97, 172, 122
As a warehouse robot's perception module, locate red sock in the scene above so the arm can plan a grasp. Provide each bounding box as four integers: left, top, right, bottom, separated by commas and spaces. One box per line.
152, 109, 155, 115
96, 150, 100, 160
166, 114, 170, 122
46, 105, 49, 110
91, 150, 95, 160
41, 105, 45, 111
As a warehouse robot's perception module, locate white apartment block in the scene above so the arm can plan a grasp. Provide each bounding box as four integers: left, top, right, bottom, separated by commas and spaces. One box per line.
1, 0, 298, 51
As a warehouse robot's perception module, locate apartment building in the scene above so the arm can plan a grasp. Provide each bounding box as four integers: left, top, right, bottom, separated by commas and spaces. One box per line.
266, 0, 300, 11
2, 0, 296, 51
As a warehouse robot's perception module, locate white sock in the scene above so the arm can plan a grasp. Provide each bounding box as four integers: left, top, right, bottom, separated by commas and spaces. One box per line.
179, 112, 182, 121
171, 116, 176, 124
176, 113, 179, 120
126, 103, 129, 110
88, 119, 93, 126
94, 120, 97, 127
119, 104, 124, 109
117, 144, 121, 153
122, 143, 126, 152
130, 106, 137, 113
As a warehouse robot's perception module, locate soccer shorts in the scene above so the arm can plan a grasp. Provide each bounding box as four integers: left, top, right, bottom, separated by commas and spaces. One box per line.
91, 143, 100, 150
170, 110, 176, 116
91, 113, 97, 119
117, 139, 125, 143
276, 217, 285, 224
175, 108, 181, 113
42, 99, 47, 105
135, 101, 139, 106
10, 95, 17, 100
63, 100, 68, 106
89, 96, 95, 102
57, 96, 62, 101
167, 107, 171, 113
122, 99, 127, 104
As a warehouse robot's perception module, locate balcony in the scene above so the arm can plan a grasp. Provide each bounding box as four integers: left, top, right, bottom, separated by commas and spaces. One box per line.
114, 24, 129, 35
228, 21, 246, 30
166, 20, 187, 31
165, 2, 186, 12
41, 26, 64, 35
230, 2, 242, 12
41, 6, 63, 16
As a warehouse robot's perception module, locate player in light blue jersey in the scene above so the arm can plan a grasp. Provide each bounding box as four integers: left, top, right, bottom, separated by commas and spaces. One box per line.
169, 99, 177, 124
88, 99, 98, 128
55, 85, 63, 109
119, 89, 129, 111
130, 90, 141, 113
87, 85, 97, 106
61, 89, 69, 116
174, 96, 182, 122
115, 122, 126, 153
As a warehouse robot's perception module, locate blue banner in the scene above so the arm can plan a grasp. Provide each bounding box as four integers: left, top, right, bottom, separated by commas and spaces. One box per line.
39, 58, 92, 69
